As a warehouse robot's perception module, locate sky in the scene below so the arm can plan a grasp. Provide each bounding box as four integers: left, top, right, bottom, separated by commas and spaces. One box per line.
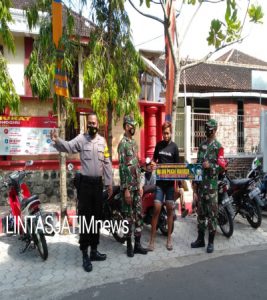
74, 0, 267, 62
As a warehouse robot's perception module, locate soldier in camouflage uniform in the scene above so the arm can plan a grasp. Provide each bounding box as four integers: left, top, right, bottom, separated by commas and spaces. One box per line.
117, 115, 147, 257
191, 119, 226, 253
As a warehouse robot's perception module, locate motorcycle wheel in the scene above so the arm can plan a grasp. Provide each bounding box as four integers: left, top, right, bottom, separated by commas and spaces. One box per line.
218, 204, 234, 238
158, 208, 174, 236
246, 200, 262, 229
32, 222, 48, 260
111, 211, 127, 244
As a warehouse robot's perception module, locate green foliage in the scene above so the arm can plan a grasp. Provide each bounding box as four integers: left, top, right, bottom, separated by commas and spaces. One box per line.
0, 0, 15, 53
83, 0, 143, 126
248, 4, 264, 24
0, 55, 20, 113
25, 1, 79, 120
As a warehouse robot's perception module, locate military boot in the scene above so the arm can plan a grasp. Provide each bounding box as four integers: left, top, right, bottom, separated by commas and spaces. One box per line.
191, 231, 205, 248
207, 232, 215, 253
126, 237, 134, 257
90, 246, 107, 261
134, 236, 148, 255
82, 248, 93, 272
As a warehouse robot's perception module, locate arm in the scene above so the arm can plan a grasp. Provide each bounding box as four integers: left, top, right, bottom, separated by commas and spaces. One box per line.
51, 128, 81, 153
153, 143, 159, 163
103, 142, 113, 186
174, 144, 179, 163
117, 142, 132, 190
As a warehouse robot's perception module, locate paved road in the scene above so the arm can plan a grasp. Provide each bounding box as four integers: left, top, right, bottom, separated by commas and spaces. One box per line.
64, 248, 267, 300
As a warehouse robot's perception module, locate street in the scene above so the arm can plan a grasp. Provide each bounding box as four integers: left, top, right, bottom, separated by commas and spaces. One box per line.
64, 248, 267, 300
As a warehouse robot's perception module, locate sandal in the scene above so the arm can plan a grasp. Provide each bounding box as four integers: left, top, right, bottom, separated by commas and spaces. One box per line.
166, 241, 173, 251
147, 243, 155, 251
181, 208, 189, 218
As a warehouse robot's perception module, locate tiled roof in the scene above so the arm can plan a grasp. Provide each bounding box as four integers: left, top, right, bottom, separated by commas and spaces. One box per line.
11, 0, 94, 37
216, 49, 267, 67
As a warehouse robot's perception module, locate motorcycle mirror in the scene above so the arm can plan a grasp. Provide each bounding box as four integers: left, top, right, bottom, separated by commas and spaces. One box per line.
25, 160, 33, 166
67, 163, 74, 171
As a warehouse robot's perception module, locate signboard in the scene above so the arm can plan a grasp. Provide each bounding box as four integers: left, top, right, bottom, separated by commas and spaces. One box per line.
156, 163, 203, 181
0, 116, 58, 155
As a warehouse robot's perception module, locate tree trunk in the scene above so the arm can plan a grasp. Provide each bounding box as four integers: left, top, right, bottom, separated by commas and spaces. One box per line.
57, 96, 68, 235
107, 101, 113, 161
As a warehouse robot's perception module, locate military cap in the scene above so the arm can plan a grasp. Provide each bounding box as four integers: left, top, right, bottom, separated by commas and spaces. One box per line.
123, 115, 136, 127
206, 119, 218, 129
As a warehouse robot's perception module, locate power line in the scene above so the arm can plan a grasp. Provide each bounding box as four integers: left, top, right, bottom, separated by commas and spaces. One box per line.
135, 34, 164, 47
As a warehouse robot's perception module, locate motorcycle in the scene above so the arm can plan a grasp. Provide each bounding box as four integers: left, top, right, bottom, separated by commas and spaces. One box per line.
0, 161, 49, 260
222, 159, 262, 229
217, 171, 234, 238
247, 157, 267, 209
142, 184, 175, 236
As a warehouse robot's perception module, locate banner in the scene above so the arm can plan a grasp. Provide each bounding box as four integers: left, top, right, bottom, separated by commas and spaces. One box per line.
0, 116, 58, 155
52, 0, 69, 98
155, 163, 203, 181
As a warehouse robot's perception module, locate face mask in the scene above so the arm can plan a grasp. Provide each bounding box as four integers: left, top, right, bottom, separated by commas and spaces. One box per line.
128, 127, 135, 136
88, 125, 98, 136
205, 126, 215, 138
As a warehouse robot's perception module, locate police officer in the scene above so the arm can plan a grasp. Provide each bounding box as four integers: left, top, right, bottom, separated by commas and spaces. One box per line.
50, 112, 113, 272
117, 115, 147, 257
191, 119, 226, 253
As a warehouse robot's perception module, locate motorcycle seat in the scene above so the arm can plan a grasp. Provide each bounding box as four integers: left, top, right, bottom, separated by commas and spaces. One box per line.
21, 195, 39, 211
143, 185, 156, 194
231, 178, 251, 187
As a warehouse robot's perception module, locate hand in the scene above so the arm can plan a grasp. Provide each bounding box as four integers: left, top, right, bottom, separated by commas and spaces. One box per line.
107, 185, 113, 198
124, 188, 132, 205
139, 187, 143, 198
151, 161, 157, 170
50, 128, 58, 142
202, 161, 210, 169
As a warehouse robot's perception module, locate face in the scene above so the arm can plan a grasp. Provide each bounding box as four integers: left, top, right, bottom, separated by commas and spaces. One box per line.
126, 123, 135, 136
146, 164, 152, 172
205, 125, 216, 138
163, 127, 171, 142
88, 115, 98, 128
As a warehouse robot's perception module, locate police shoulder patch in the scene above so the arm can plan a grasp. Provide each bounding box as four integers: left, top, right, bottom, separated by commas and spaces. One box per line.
104, 146, 110, 158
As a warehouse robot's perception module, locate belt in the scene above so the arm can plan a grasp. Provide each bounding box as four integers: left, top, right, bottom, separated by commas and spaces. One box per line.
81, 175, 102, 183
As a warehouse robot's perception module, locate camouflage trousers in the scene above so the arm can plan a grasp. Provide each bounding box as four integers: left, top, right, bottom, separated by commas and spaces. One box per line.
197, 189, 218, 234
121, 190, 143, 238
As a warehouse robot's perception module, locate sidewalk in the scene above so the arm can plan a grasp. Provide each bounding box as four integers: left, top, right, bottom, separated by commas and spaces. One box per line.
1, 206, 267, 300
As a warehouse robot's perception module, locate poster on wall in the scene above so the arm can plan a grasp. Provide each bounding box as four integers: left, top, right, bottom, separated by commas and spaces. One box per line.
0, 116, 58, 155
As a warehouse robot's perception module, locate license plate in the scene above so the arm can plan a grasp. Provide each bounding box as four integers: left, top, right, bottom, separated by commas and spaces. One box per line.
249, 187, 261, 199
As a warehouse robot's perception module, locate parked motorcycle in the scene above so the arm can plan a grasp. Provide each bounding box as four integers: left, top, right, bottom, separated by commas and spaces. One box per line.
247, 157, 267, 209
142, 184, 174, 236
0, 161, 49, 260
217, 172, 234, 238
222, 159, 262, 228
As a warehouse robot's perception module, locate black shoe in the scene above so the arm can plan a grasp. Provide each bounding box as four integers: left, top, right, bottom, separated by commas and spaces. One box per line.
207, 243, 214, 253
207, 232, 215, 253
127, 237, 134, 257
191, 232, 205, 248
134, 243, 148, 254
82, 250, 93, 272
90, 250, 107, 261
134, 236, 147, 255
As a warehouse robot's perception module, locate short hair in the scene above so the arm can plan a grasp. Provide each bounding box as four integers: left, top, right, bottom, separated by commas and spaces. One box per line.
162, 121, 172, 133
88, 112, 98, 119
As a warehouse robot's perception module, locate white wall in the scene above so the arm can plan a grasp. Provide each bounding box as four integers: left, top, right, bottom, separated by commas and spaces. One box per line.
4, 36, 25, 95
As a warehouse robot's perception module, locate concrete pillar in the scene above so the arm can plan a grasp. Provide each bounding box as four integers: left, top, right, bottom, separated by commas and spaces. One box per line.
145, 106, 158, 158
184, 105, 191, 163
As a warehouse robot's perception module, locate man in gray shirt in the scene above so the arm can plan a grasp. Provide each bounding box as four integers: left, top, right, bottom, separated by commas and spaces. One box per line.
50, 112, 113, 272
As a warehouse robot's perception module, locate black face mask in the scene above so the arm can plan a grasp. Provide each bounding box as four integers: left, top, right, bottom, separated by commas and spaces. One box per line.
88, 125, 98, 136
128, 128, 135, 136
205, 125, 215, 138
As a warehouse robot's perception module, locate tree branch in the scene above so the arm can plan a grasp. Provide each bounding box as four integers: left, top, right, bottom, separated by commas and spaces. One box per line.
128, 0, 164, 24
180, 37, 245, 72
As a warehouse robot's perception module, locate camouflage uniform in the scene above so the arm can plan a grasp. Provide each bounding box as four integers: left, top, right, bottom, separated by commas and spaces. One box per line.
196, 138, 223, 234
117, 117, 142, 238
191, 119, 226, 253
